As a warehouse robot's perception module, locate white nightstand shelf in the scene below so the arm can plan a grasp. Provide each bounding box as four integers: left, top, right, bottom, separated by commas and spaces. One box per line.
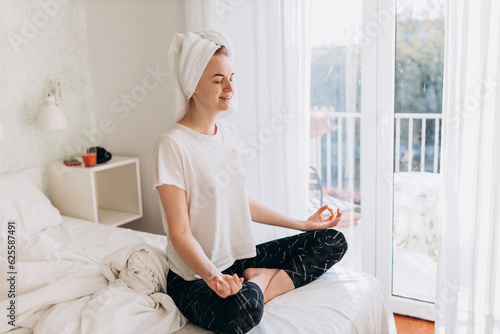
47, 156, 143, 227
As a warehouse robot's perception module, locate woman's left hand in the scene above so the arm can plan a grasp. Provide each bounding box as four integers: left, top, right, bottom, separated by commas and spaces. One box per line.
302, 205, 342, 230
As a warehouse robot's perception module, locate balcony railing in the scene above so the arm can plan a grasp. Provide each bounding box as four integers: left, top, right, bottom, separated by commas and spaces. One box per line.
394, 113, 442, 173
309, 108, 361, 227
310, 108, 361, 192
310, 109, 443, 205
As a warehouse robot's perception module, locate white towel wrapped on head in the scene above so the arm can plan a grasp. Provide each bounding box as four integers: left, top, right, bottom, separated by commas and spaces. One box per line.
168, 29, 238, 122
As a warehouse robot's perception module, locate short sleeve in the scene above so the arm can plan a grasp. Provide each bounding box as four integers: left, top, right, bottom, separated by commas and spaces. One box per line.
152, 136, 186, 191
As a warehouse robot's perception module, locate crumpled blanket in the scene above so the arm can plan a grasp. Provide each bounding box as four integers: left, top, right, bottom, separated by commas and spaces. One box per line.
97, 243, 187, 333
100, 243, 168, 295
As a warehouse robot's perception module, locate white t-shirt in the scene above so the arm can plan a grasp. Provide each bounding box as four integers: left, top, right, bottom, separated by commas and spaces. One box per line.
152, 119, 256, 281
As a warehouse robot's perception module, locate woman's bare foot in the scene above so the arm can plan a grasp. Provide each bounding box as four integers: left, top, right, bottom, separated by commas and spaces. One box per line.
243, 268, 294, 303
243, 268, 279, 298
263, 270, 295, 303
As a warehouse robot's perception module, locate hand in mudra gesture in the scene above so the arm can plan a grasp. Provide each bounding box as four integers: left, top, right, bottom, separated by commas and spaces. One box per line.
303, 205, 342, 230
205, 273, 244, 298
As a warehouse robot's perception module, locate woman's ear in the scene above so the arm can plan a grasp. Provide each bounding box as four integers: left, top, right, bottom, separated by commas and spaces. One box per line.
189, 93, 197, 106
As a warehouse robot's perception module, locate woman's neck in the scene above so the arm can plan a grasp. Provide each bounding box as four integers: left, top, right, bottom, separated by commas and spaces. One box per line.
178, 109, 218, 135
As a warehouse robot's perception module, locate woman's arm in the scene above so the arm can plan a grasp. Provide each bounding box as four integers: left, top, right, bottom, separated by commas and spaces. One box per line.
248, 197, 303, 230
248, 197, 342, 231
156, 184, 243, 298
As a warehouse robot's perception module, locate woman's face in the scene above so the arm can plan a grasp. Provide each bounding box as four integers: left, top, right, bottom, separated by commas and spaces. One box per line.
192, 54, 234, 113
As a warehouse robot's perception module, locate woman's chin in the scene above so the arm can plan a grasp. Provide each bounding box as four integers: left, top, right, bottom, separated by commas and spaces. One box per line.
217, 103, 232, 111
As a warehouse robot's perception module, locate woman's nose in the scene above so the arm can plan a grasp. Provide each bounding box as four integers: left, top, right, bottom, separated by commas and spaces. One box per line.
223, 80, 234, 92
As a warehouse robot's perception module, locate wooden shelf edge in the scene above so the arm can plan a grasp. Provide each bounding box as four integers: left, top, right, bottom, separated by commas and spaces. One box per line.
97, 208, 142, 227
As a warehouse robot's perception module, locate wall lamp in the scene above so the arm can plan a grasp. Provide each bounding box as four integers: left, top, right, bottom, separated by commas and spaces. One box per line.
37, 79, 67, 131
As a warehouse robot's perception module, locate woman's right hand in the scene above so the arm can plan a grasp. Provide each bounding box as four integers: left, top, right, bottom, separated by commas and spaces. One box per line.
205, 273, 244, 298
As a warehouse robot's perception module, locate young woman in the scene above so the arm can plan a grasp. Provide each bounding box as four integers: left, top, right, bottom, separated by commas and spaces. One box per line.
153, 30, 348, 334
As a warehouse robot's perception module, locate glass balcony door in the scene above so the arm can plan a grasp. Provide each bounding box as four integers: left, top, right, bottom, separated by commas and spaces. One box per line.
361, 0, 443, 320
310, 0, 443, 320
392, 0, 443, 312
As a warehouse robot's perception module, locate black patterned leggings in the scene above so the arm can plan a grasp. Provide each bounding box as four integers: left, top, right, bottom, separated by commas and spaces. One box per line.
166, 229, 348, 334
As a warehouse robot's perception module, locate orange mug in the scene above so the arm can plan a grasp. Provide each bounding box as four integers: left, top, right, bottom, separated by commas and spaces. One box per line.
82, 148, 97, 167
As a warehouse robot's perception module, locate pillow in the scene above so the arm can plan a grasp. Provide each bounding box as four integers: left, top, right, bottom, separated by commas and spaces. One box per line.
0, 173, 62, 232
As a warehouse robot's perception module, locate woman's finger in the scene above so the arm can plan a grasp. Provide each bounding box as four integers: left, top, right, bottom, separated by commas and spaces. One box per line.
219, 276, 231, 292
317, 205, 334, 220
233, 274, 242, 290
214, 276, 223, 292
330, 208, 340, 219
230, 274, 241, 291
320, 206, 334, 221
317, 204, 329, 213
330, 210, 343, 227
326, 206, 335, 218
222, 275, 237, 294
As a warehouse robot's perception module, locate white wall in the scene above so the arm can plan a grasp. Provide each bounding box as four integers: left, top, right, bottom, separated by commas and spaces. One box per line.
85, 0, 186, 234
0, 1, 97, 175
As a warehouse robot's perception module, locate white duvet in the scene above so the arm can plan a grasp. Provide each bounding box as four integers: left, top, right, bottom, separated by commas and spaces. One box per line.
0, 217, 396, 334
0, 219, 186, 334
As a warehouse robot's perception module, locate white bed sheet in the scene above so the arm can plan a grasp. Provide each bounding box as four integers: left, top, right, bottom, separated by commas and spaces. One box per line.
39, 217, 396, 334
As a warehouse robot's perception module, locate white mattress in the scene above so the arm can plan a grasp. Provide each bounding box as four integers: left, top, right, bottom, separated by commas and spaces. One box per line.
38, 217, 397, 334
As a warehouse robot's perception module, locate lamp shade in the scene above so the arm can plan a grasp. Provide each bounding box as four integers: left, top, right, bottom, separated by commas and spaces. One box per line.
37, 94, 67, 131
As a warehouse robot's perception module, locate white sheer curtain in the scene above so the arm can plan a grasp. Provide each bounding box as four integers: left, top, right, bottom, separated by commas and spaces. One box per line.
185, 0, 311, 243
437, 0, 500, 332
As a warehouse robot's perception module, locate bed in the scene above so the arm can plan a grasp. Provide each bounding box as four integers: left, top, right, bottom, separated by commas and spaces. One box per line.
0, 166, 397, 334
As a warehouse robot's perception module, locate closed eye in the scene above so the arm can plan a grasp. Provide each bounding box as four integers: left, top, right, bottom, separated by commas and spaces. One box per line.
214, 78, 233, 84
213, 73, 235, 83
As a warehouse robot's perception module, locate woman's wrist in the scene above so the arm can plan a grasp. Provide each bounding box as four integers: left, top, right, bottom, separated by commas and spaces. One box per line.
201, 266, 222, 283
281, 218, 311, 231
298, 220, 315, 231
